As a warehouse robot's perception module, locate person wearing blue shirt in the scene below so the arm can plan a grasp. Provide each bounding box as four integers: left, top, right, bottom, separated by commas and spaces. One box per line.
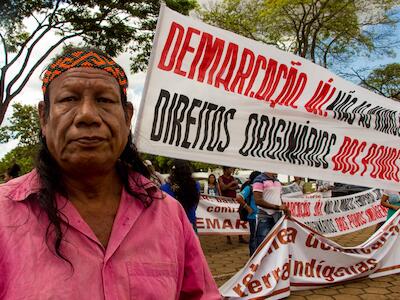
236, 171, 261, 256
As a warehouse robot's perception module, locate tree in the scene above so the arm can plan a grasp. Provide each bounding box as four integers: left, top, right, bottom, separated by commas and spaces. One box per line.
0, 145, 39, 178
0, 103, 40, 176
0, 102, 40, 146
357, 63, 400, 100
0, 0, 198, 127
199, 0, 399, 69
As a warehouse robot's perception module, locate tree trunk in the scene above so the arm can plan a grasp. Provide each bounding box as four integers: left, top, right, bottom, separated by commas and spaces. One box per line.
0, 97, 11, 126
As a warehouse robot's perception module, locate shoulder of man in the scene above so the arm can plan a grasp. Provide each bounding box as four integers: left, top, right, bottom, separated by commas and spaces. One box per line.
128, 171, 189, 220
0, 170, 40, 202
252, 173, 268, 184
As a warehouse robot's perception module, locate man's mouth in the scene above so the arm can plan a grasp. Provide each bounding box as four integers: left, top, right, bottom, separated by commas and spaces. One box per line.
73, 136, 106, 145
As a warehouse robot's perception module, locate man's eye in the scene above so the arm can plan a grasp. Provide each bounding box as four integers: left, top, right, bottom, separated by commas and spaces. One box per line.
60, 96, 76, 102
97, 97, 114, 103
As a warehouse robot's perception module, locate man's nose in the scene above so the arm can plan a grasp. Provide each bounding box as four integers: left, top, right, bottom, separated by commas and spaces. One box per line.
74, 97, 102, 127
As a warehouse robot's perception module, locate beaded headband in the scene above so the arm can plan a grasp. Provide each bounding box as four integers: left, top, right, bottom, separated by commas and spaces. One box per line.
42, 50, 128, 95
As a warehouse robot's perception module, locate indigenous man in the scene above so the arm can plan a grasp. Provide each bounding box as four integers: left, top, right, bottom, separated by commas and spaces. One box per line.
0, 48, 220, 299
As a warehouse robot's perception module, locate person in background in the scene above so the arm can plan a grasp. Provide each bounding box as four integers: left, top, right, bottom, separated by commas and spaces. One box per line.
253, 172, 291, 249
292, 176, 305, 193
380, 190, 400, 221
161, 159, 201, 232
235, 171, 261, 256
4, 163, 21, 182
204, 174, 221, 196
0, 47, 219, 299
143, 159, 165, 187
218, 166, 246, 244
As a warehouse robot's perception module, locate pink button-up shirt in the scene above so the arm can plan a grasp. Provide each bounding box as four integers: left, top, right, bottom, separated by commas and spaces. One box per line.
0, 170, 221, 299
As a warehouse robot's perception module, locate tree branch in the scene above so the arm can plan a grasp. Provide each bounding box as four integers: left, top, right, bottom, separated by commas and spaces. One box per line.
8, 33, 81, 102
31, 13, 41, 25
322, 35, 340, 68
5, 26, 53, 98
0, 33, 8, 67
0, 33, 8, 105
351, 68, 386, 97
6, 24, 48, 69
47, 0, 62, 25
6, 1, 63, 71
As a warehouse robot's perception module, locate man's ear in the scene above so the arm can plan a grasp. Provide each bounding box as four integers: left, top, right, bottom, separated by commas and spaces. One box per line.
38, 101, 47, 136
125, 102, 134, 126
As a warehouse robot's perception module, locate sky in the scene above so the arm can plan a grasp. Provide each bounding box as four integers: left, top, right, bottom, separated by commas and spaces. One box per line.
0, 0, 399, 159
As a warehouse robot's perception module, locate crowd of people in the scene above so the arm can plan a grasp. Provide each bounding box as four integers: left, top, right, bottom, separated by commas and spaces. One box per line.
144, 161, 291, 256
0, 46, 398, 299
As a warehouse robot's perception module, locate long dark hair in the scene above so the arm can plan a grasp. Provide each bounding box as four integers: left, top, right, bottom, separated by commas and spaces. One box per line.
241, 171, 261, 191
208, 174, 217, 185
169, 159, 199, 212
36, 47, 152, 265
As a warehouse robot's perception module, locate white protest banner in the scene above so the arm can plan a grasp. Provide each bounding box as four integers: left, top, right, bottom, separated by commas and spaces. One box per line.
136, 5, 400, 191
282, 183, 304, 197
283, 189, 387, 236
196, 194, 249, 235
219, 211, 400, 299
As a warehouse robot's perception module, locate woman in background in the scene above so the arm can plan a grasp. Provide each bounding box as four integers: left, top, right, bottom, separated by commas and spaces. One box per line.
161, 160, 201, 232
204, 174, 221, 196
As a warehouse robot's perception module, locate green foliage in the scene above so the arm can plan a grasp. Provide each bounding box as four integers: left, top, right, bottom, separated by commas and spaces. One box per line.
0, 144, 39, 179
0, 103, 40, 146
361, 63, 400, 100
0, 0, 197, 70
0, 103, 40, 177
199, 0, 399, 69
0, 0, 198, 126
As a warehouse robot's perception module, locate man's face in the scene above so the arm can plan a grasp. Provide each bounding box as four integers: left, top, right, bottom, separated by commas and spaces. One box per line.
224, 167, 234, 175
39, 68, 133, 174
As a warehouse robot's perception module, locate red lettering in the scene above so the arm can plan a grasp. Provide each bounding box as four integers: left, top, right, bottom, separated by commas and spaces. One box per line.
332, 136, 365, 175
254, 59, 277, 100
205, 218, 220, 229
248, 280, 262, 294
174, 27, 201, 76
158, 22, 185, 71
334, 216, 349, 231
188, 33, 225, 83
270, 62, 307, 109
222, 219, 234, 229
361, 144, 377, 176
229, 48, 255, 94
214, 43, 238, 90
264, 64, 288, 105
304, 79, 335, 117
244, 55, 266, 97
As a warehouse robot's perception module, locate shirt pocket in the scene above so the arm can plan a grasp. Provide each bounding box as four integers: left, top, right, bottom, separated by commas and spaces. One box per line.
126, 261, 178, 300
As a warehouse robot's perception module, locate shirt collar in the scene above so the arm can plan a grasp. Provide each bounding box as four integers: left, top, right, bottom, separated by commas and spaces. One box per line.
2, 170, 41, 202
